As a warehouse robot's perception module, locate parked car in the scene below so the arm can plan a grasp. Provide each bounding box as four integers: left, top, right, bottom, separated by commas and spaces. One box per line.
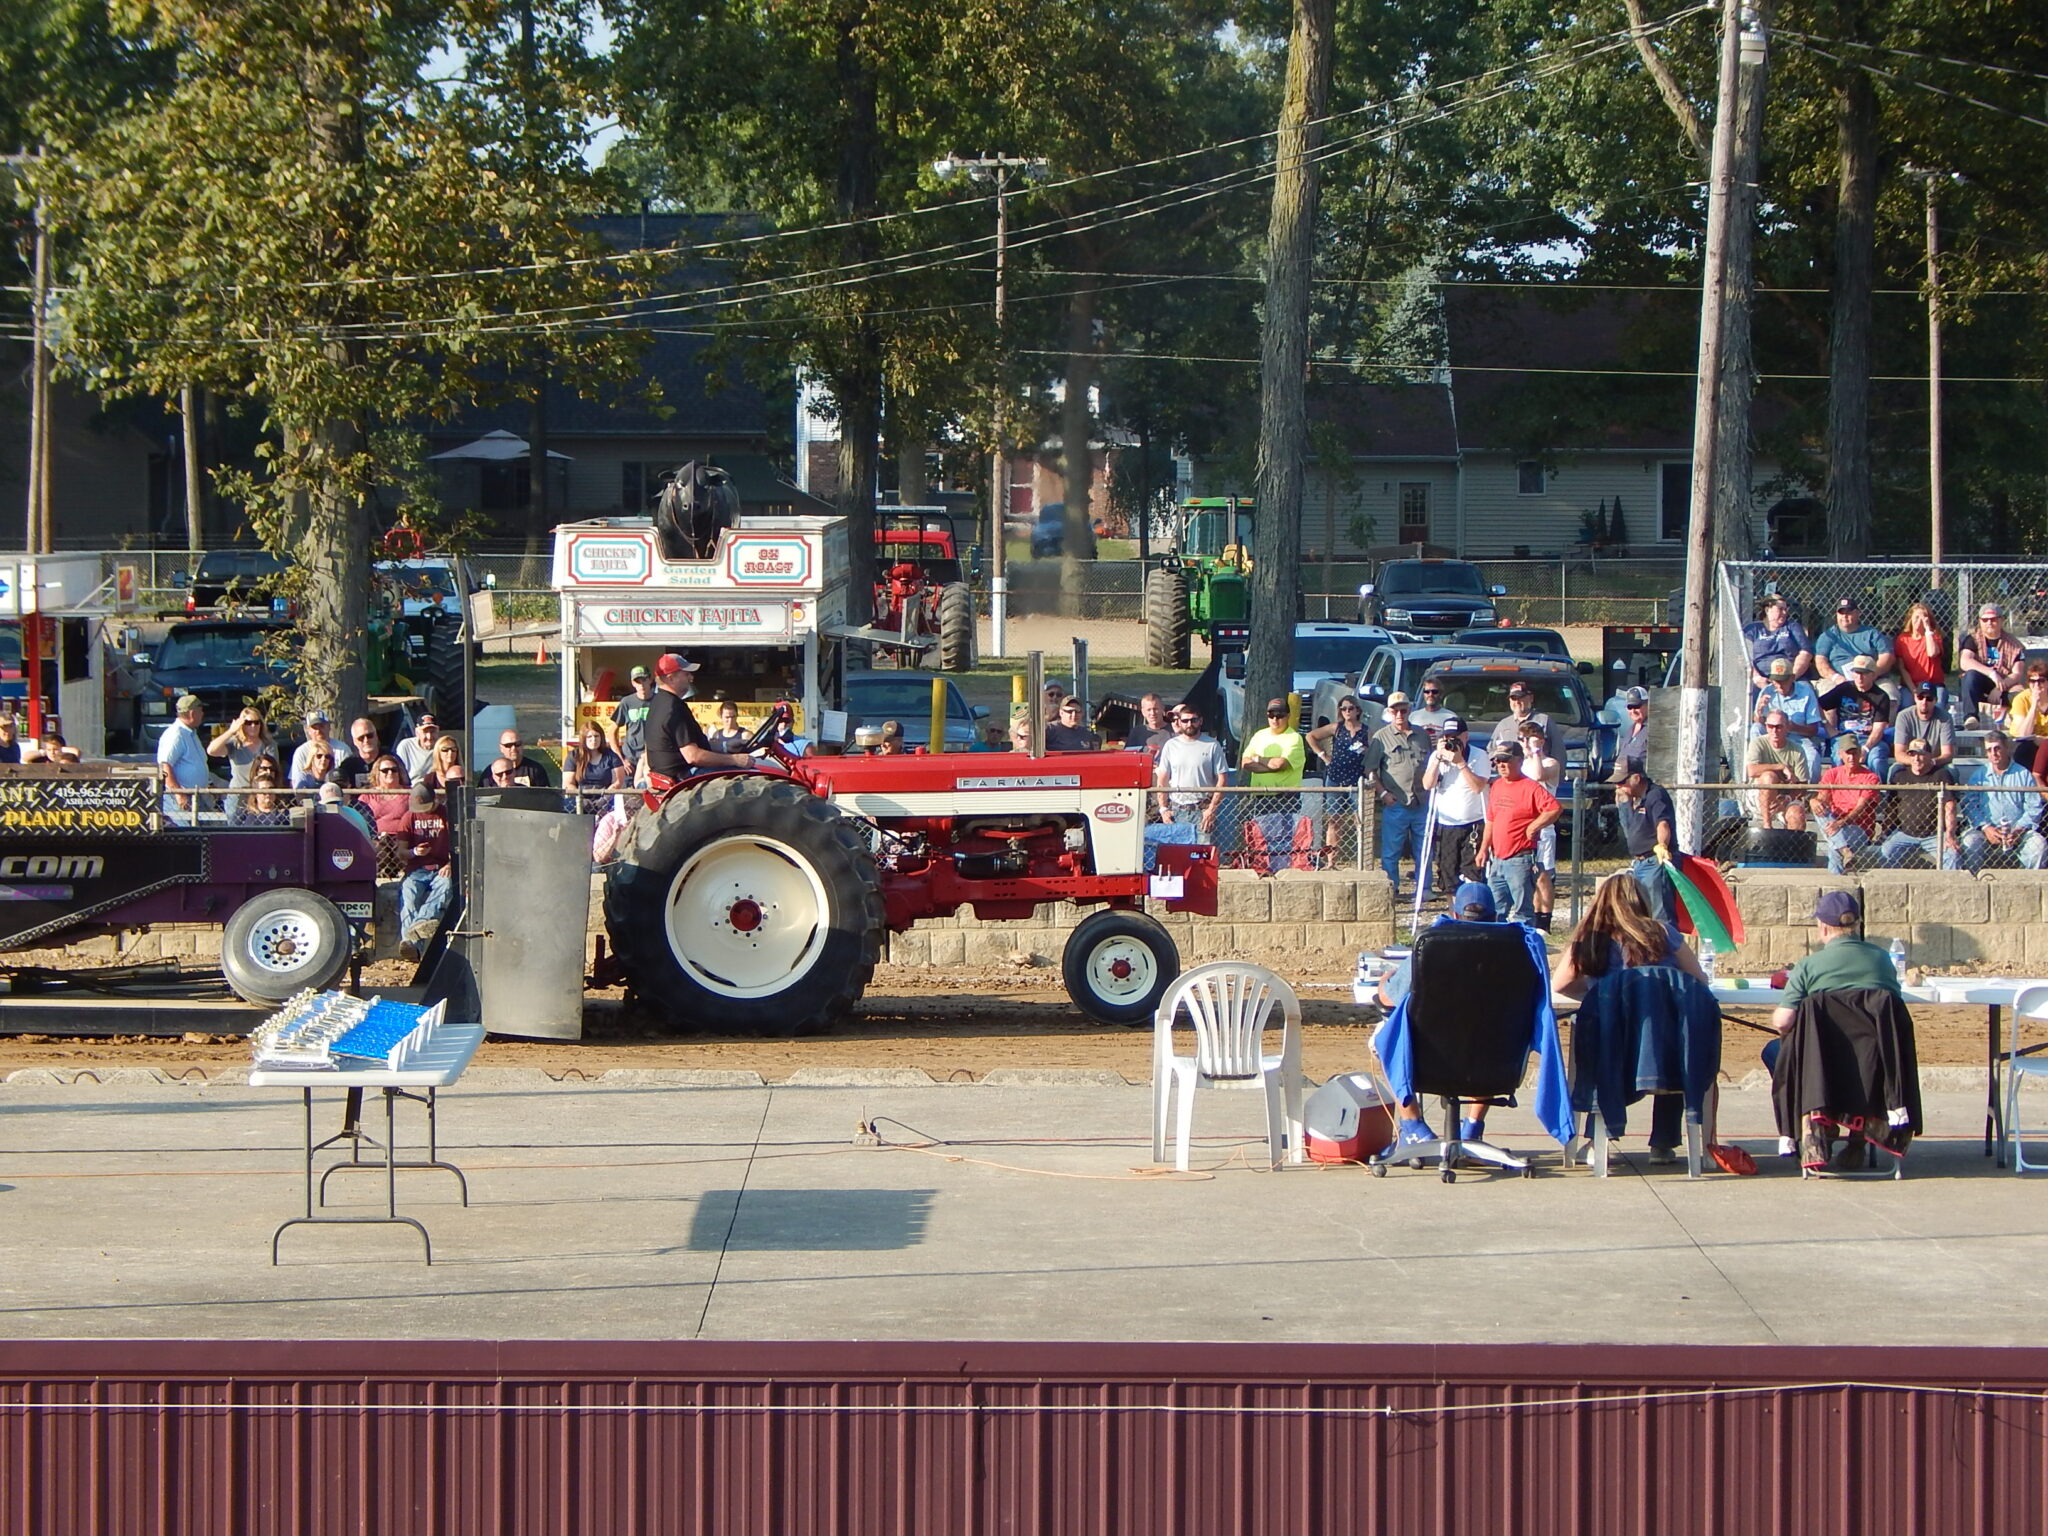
1416, 655, 1617, 784
1358, 559, 1507, 638
184, 550, 291, 611
1029, 502, 1062, 559
1315, 639, 1516, 736
1451, 625, 1573, 662
135, 618, 294, 747
842, 671, 989, 751
1220, 622, 1395, 740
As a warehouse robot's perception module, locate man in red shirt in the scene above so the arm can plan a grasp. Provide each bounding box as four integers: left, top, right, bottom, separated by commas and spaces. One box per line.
1480, 739, 1560, 925
1810, 735, 1882, 873
397, 781, 453, 962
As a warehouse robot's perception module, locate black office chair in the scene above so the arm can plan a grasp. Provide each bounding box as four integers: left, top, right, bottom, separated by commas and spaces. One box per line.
1372, 921, 1550, 1181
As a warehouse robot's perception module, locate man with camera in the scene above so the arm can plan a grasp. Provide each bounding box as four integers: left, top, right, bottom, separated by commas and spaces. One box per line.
1419, 713, 1491, 900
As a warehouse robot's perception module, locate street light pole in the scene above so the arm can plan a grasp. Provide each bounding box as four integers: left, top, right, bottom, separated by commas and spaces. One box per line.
935, 153, 1048, 661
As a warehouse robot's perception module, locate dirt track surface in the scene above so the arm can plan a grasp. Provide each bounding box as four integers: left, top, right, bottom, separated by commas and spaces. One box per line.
0, 960, 2001, 1081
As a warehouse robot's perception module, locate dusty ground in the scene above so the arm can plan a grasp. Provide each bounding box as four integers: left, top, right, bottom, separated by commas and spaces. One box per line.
0, 956, 2001, 1081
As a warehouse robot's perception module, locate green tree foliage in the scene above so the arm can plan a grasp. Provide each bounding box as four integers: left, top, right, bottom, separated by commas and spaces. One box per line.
36, 0, 642, 720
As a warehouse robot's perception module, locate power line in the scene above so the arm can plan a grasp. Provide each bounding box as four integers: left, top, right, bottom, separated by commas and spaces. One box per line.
1788, 39, 2048, 133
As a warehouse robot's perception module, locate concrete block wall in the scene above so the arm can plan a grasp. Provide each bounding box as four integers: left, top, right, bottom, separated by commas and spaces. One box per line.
884, 870, 1399, 967
1719, 868, 2048, 974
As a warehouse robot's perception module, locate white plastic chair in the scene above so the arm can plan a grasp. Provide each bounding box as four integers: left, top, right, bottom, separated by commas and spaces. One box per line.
1151, 962, 1305, 1173
2003, 984, 2048, 1172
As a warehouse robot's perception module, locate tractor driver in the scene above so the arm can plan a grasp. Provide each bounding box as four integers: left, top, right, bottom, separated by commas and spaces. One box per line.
643, 652, 754, 790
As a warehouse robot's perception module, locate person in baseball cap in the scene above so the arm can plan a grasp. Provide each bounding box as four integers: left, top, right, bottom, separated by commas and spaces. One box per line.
643, 651, 751, 779
654, 652, 699, 677
1771, 886, 1912, 1169
629, 664, 649, 682
1451, 880, 1497, 920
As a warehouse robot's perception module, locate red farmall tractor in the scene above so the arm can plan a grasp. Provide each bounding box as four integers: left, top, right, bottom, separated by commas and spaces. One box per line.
871, 512, 976, 671
599, 715, 1217, 1036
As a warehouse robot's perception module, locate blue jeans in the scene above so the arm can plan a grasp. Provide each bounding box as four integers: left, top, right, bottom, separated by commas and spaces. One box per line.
1630, 854, 1676, 923
1962, 827, 2047, 871
1822, 822, 1870, 874
400, 867, 451, 934
1379, 802, 1426, 894
1877, 830, 1959, 870
1487, 852, 1536, 923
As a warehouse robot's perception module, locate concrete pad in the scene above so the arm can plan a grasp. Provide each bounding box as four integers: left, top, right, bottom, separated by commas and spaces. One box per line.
2, 1075, 2045, 1345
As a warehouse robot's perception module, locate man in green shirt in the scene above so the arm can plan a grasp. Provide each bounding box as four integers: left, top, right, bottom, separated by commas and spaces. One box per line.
1241, 696, 1306, 816
1770, 889, 1905, 1169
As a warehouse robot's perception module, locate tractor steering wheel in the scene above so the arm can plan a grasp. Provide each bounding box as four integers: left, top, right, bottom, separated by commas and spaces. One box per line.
744, 702, 795, 760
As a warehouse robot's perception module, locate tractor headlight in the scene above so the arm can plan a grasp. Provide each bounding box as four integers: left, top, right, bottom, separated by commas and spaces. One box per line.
143, 699, 168, 717
1383, 608, 1411, 623
1474, 606, 1497, 623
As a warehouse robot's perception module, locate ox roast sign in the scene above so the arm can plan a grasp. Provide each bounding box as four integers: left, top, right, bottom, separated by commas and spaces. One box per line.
0, 775, 157, 835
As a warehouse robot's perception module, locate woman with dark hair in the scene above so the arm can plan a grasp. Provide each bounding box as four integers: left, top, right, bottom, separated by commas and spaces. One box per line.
1552, 873, 1712, 1164
1306, 694, 1371, 863
235, 755, 291, 826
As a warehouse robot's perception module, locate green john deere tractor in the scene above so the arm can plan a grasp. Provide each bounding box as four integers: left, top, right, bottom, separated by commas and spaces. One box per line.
1143, 496, 1254, 668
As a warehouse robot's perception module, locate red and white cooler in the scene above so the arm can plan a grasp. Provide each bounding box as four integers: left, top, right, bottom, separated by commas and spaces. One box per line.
1304, 1072, 1396, 1164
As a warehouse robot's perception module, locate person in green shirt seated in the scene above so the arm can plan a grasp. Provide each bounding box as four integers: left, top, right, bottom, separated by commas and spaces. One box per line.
1767, 888, 1905, 1169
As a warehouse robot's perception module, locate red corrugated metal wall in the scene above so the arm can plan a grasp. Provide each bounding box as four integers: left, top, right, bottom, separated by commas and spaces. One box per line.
4, 1342, 2045, 1534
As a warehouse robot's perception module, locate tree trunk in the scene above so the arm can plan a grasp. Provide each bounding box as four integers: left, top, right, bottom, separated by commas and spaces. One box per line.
1711, 2, 1769, 563
831, 6, 879, 612
896, 436, 928, 506
1059, 273, 1101, 615
1247, 0, 1335, 719
295, 69, 373, 727
1824, 69, 1877, 560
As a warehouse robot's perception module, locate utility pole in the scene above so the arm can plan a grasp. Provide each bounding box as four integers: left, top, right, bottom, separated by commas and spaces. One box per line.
934, 154, 1049, 661
1906, 168, 1960, 578
4, 152, 52, 553
1676, 0, 1765, 847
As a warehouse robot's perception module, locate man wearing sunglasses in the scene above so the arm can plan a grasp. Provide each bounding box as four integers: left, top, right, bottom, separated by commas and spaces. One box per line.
1409, 680, 1455, 736
1241, 696, 1305, 803
1153, 706, 1226, 833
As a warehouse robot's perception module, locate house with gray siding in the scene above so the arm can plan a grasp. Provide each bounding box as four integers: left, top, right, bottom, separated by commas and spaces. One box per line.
1192, 287, 1792, 558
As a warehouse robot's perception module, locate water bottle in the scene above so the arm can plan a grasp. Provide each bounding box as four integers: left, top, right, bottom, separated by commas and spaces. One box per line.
1888, 936, 1907, 978
1699, 938, 1716, 984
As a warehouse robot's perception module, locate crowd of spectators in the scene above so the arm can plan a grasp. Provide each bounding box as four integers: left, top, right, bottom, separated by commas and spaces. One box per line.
1737, 592, 2048, 871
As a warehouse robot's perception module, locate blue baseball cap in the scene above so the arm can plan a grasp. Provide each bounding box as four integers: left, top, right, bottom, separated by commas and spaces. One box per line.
1453, 881, 1497, 920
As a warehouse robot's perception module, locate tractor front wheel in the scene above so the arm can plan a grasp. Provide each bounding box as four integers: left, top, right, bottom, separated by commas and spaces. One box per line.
603, 775, 884, 1037
937, 581, 975, 671
1144, 565, 1191, 669
1062, 909, 1180, 1027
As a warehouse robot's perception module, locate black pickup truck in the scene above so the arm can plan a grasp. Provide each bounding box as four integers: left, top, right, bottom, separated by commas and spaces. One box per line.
1357, 559, 1508, 639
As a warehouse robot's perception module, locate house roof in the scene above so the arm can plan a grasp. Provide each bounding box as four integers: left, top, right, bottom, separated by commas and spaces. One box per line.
1307, 379, 1457, 457
432, 213, 774, 443
1444, 286, 1700, 455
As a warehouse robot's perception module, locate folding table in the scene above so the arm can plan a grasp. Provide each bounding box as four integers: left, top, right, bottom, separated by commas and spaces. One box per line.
250, 1020, 485, 1264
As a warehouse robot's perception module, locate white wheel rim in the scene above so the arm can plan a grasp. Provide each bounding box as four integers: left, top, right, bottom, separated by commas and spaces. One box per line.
665, 833, 830, 998
244, 908, 325, 977
1084, 934, 1159, 1005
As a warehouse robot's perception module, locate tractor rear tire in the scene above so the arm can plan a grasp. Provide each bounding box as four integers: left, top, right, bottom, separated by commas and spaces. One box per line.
938, 581, 975, 672
1145, 566, 1191, 669
221, 888, 353, 1005
1062, 909, 1180, 1027
603, 775, 884, 1037
423, 612, 468, 723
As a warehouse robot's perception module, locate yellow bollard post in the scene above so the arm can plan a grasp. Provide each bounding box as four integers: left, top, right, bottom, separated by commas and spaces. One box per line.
930, 676, 948, 755
1012, 673, 1026, 706
1287, 692, 1302, 731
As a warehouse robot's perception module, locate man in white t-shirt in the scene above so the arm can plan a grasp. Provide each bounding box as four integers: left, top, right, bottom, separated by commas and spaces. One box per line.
156, 694, 212, 824
1153, 703, 1228, 834
1418, 713, 1492, 896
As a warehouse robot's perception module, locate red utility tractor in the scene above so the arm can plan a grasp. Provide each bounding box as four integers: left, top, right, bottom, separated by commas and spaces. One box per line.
871, 512, 975, 671
599, 712, 1216, 1036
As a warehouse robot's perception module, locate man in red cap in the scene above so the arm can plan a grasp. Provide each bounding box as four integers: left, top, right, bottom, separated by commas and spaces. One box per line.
643, 653, 753, 789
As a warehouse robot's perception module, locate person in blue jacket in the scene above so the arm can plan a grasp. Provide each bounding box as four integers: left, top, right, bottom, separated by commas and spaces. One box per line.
1372, 882, 1572, 1150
